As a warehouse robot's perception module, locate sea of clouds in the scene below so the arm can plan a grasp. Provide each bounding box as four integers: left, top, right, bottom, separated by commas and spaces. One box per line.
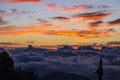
1, 46, 120, 80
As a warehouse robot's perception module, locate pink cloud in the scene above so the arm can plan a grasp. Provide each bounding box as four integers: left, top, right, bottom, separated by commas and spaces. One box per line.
4, 0, 42, 4
62, 4, 93, 13
44, 3, 57, 11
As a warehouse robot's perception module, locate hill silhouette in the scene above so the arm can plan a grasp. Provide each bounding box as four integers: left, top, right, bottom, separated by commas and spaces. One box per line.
40, 72, 91, 80
0, 51, 38, 80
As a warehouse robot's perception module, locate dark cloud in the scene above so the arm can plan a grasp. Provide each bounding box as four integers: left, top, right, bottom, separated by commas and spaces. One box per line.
0, 42, 13, 45
0, 9, 36, 18
0, 42, 23, 45
71, 11, 112, 21
52, 16, 70, 22
105, 18, 120, 27
36, 19, 48, 23
87, 21, 103, 30
36, 19, 53, 26
72, 11, 110, 17
106, 41, 120, 47
106, 29, 115, 32
89, 21, 103, 26
108, 19, 120, 24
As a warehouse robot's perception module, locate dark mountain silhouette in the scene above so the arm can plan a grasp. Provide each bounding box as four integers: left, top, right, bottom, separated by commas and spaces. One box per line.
0, 51, 38, 80
0, 51, 14, 72
58, 45, 74, 50
40, 72, 91, 80
78, 45, 95, 50
101, 46, 111, 50
28, 44, 35, 49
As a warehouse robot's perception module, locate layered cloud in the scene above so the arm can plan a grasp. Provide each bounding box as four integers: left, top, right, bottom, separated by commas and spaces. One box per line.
106, 41, 120, 47
0, 8, 118, 39
6, 44, 120, 80
0, 42, 24, 47
107, 19, 120, 27
62, 4, 93, 13
0, 18, 8, 25
52, 16, 70, 22
0, 24, 117, 39
87, 18, 120, 30
71, 11, 112, 21
44, 2, 109, 13
0, 9, 17, 17
4, 0, 42, 4
44, 29, 116, 38
87, 21, 103, 30
0, 9, 36, 18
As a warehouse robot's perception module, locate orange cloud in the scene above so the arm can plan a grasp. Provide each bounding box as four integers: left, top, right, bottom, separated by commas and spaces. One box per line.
106, 19, 120, 27
87, 21, 103, 30
0, 42, 24, 47
0, 24, 117, 39
106, 41, 120, 47
43, 29, 116, 38
5, 0, 42, 4
77, 29, 116, 38
71, 11, 112, 21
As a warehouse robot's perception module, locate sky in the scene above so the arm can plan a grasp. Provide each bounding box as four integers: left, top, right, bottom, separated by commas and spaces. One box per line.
0, 0, 120, 47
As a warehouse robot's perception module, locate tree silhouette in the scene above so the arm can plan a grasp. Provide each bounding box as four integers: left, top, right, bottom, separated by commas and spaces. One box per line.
0, 51, 38, 80
0, 51, 14, 72
95, 59, 103, 80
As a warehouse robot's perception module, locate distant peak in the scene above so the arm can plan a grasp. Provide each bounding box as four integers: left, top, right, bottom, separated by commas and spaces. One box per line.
28, 45, 34, 49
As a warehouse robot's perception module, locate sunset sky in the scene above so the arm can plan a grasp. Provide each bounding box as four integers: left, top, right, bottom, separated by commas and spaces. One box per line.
0, 0, 120, 47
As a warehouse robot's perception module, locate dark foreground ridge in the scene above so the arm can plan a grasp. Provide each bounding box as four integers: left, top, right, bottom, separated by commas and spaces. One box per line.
0, 51, 38, 80
0, 51, 91, 80
40, 72, 91, 80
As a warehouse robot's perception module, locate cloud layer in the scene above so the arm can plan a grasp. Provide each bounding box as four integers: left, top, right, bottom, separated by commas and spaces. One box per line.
4, 0, 42, 4
4, 46, 120, 80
